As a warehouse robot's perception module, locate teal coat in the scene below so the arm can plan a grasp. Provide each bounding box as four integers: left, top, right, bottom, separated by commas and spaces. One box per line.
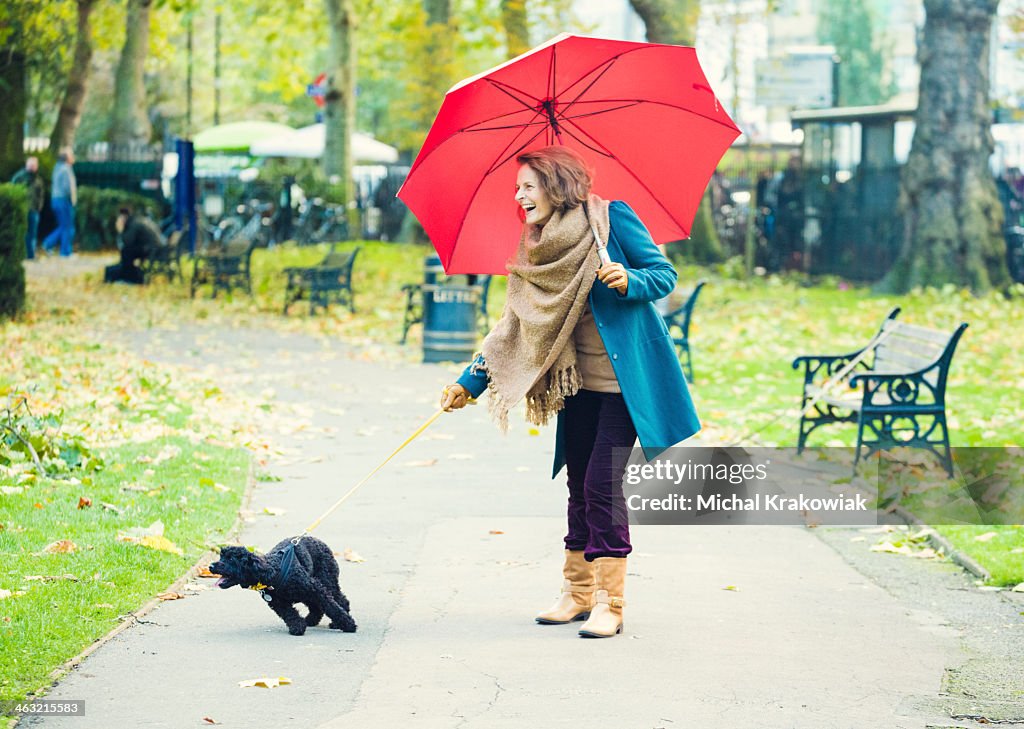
456, 200, 701, 478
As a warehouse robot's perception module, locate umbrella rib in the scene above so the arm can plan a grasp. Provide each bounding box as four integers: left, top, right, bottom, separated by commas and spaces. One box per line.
559, 115, 695, 237
559, 98, 740, 134
443, 123, 549, 266
485, 78, 544, 110
558, 58, 619, 115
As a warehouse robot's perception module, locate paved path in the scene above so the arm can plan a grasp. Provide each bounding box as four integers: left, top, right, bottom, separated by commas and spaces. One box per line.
22, 323, 1024, 729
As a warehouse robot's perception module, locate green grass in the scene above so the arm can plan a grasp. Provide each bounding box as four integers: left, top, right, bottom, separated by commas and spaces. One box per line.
0, 436, 249, 704
935, 525, 1024, 586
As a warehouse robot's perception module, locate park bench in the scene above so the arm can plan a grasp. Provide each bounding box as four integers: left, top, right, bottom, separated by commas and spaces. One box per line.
792, 307, 968, 476
142, 225, 188, 284
190, 236, 256, 298
400, 275, 491, 344
282, 245, 359, 315
661, 279, 706, 383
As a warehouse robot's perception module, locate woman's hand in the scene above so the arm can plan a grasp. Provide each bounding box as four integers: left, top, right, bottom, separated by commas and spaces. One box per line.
440, 383, 470, 411
597, 262, 629, 294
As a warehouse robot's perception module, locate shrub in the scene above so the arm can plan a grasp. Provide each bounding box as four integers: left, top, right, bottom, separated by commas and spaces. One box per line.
0, 183, 28, 319
75, 186, 163, 251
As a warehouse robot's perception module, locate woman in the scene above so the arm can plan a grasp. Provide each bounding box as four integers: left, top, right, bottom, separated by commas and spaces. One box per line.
440, 146, 700, 638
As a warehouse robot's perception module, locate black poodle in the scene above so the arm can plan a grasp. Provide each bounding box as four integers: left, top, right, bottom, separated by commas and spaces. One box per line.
210, 536, 356, 635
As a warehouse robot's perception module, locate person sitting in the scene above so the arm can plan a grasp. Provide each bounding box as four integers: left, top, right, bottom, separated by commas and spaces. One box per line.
104, 206, 164, 285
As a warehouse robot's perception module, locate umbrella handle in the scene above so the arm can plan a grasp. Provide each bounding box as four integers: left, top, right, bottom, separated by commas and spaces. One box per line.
584, 201, 613, 266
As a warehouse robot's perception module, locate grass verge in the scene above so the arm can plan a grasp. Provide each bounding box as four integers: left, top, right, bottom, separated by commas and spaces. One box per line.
0, 436, 249, 706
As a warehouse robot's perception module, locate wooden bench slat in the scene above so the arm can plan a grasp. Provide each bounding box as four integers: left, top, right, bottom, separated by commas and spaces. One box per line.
874, 346, 940, 372
881, 319, 952, 345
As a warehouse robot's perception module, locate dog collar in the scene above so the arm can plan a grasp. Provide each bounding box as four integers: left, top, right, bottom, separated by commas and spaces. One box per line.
248, 583, 274, 602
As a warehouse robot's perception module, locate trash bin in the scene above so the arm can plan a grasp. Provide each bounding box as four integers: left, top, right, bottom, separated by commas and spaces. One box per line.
422, 283, 481, 363
424, 254, 444, 285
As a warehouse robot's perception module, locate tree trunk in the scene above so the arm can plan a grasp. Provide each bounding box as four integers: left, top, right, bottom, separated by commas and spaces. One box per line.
628, 0, 724, 262
879, 0, 1008, 293
501, 0, 529, 58
108, 0, 153, 149
50, 0, 96, 153
628, 0, 700, 45
0, 48, 27, 179
323, 0, 357, 207
424, 0, 450, 24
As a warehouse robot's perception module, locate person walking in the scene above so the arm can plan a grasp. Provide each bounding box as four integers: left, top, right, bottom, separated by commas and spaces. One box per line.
439, 146, 700, 639
11, 156, 46, 260
41, 148, 77, 257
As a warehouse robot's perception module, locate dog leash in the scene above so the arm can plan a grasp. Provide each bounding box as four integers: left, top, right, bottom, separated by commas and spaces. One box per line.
290, 408, 447, 547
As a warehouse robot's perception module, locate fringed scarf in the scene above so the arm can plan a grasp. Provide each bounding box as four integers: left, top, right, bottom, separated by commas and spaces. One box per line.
478, 194, 610, 431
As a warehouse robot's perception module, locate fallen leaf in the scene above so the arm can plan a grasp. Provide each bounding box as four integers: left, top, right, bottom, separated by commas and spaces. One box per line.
202, 718, 220, 725
973, 531, 998, 543
262, 507, 287, 516
100, 502, 124, 515
870, 541, 912, 555
138, 535, 184, 556
77, 496, 92, 509
722, 585, 738, 591
197, 566, 218, 578
238, 676, 291, 689
0, 589, 12, 600
117, 521, 184, 555
489, 530, 504, 535
527, 427, 540, 436
342, 548, 365, 563
1012, 583, 1024, 593
156, 591, 184, 601
42, 540, 77, 554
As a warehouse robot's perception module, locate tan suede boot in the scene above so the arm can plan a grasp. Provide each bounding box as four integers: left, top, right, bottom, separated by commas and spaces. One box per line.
577, 557, 626, 638
535, 550, 595, 624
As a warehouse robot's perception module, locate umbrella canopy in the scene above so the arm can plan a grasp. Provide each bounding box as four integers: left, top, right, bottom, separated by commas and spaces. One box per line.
193, 121, 295, 153
398, 33, 741, 274
249, 124, 400, 163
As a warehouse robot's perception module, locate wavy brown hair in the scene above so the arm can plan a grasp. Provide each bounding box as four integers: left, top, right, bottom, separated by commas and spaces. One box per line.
516, 146, 593, 212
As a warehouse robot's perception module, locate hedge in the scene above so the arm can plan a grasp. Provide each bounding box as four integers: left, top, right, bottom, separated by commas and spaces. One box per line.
75, 187, 163, 251
0, 183, 28, 318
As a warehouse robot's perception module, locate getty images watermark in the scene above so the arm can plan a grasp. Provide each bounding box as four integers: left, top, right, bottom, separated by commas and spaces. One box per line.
610, 446, 1024, 527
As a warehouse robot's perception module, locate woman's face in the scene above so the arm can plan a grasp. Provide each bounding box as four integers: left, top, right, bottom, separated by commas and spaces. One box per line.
515, 164, 555, 227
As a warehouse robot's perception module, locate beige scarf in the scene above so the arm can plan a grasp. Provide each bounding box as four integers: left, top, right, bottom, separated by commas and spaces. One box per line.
478, 194, 610, 431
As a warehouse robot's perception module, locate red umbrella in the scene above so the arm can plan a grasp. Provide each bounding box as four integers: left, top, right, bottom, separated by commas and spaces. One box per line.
398, 33, 741, 275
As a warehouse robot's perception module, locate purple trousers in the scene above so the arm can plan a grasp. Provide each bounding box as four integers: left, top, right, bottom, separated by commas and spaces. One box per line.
562, 389, 636, 561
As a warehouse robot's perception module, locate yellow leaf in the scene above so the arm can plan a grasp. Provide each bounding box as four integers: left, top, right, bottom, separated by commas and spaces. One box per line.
238, 676, 291, 689
342, 548, 365, 563
722, 585, 738, 591
138, 535, 184, 556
